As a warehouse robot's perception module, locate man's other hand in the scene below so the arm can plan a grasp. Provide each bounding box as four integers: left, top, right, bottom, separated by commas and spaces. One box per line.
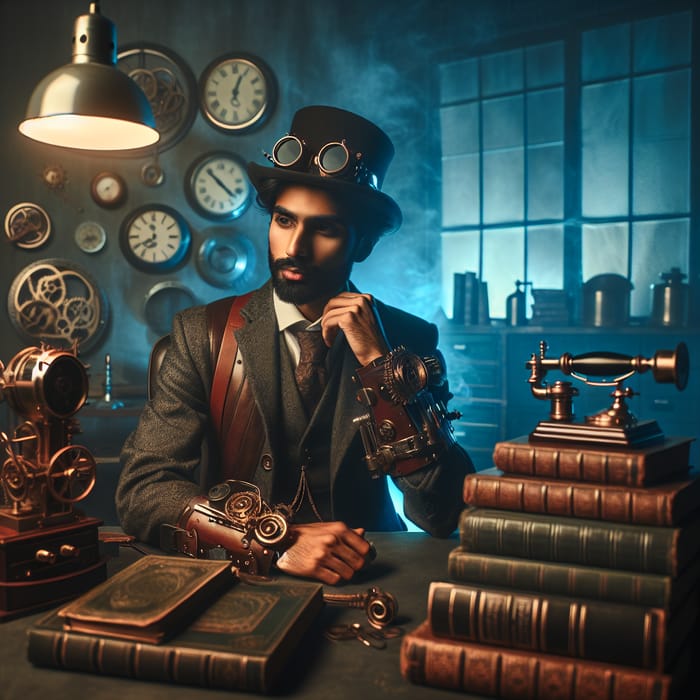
275, 521, 372, 585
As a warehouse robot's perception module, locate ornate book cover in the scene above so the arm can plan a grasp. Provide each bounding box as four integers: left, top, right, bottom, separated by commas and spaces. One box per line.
427, 581, 697, 672
458, 507, 700, 576
28, 577, 324, 693
57, 555, 236, 643
492, 436, 692, 486
463, 468, 700, 526
447, 547, 700, 612
400, 620, 680, 700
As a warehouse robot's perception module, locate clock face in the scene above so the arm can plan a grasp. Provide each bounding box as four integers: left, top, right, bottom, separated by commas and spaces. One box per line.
185, 151, 252, 220
199, 54, 276, 132
75, 221, 107, 254
120, 205, 191, 272
4, 202, 52, 249
91, 171, 127, 208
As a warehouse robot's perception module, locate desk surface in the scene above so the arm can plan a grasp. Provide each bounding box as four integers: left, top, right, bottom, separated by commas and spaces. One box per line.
0, 531, 475, 700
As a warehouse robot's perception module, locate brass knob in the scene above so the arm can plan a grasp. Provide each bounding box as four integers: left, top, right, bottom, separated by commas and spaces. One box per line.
35, 549, 57, 564
59, 544, 80, 558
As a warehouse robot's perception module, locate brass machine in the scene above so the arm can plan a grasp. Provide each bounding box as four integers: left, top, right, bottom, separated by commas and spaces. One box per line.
0, 343, 106, 620
525, 340, 689, 446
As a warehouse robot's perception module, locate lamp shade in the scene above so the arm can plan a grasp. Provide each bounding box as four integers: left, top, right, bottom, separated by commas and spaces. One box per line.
18, 2, 158, 150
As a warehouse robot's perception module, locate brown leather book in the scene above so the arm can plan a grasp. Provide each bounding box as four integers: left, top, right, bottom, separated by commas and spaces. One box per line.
57, 555, 236, 643
400, 620, 681, 700
29, 574, 324, 693
492, 436, 692, 486
427, 581, 697, 672
463, 468, 700, 526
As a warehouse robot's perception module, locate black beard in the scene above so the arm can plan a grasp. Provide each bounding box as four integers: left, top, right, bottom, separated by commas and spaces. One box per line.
268, 251, 351, 306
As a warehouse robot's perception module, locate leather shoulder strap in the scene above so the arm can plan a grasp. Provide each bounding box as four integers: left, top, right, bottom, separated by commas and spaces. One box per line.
207, 293, 252, 438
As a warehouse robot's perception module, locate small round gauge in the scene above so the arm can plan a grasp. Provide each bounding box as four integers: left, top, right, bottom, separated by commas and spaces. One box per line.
4, 202, 52, 249
74, 221, 107, 254
120, 204, 191, 272
141, 161, 165, 187
91, 171, 127, 208
185, 151, 252, 220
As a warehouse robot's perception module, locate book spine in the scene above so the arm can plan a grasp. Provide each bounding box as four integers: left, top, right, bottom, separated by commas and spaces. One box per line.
427, 581, 666, 671
458, 508, 681, 575
491, 442, 683, 486
447, 548, 674, 609
463, 473, 679, 526
27, 627, 265, 692
400, 624, 672, 700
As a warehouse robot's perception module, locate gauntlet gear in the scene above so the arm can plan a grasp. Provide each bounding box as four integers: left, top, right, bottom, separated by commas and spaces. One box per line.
353, 346, 461, 478
161, 480, 291, 576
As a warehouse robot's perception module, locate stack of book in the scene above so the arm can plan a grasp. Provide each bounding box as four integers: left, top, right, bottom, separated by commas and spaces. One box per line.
530, 288, 571, 326
401, 435, 700, 699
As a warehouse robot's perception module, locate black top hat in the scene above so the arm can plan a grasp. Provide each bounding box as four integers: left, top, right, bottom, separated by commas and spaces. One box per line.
247, 105, 402, 235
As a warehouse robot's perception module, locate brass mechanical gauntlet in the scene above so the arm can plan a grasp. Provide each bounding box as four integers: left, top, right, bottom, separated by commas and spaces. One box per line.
353, 346, 461, 478
160, 480, 291, 576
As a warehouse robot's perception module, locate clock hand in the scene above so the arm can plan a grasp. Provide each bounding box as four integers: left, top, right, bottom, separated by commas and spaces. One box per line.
231, 74, 243, 107
206, 168, 236, 198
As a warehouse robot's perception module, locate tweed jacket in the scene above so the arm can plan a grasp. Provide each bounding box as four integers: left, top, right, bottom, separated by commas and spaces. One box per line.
116, 280, 473, 545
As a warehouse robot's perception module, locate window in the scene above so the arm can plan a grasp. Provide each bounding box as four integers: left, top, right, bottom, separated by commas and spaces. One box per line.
440, 10, 692, 323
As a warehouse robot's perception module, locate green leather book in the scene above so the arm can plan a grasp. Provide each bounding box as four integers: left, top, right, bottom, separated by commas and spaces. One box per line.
447, 547, 700, 612
459, 507, 700, 576
28, 572, 324, 693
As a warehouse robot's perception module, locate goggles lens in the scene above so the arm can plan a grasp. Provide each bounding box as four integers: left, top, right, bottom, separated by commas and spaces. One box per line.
272, 135, 304, 167
317, 142, 350, 175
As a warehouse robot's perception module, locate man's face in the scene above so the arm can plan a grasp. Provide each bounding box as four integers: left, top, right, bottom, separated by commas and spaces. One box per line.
268, 185, 357, 307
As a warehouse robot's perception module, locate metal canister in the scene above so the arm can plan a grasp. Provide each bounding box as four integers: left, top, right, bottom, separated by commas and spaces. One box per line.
650, 267, 688, 327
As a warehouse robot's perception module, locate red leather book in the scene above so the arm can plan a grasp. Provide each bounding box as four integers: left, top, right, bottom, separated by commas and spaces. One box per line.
463, 468, 700, 526
492, 436, 692, 486
400, 620, 682, 700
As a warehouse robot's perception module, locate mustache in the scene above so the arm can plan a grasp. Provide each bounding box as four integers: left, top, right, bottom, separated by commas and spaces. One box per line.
270, 257, 314, 275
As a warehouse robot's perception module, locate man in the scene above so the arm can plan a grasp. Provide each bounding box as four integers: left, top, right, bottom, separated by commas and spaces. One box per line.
116, 105, 474, 585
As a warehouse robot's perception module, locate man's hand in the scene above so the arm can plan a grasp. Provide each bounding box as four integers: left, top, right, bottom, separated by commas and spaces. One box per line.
275, 521, 372, 585
320, 292, 389, 366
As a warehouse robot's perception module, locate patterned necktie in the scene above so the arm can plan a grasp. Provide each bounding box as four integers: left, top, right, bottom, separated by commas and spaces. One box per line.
294, 328, 328, 414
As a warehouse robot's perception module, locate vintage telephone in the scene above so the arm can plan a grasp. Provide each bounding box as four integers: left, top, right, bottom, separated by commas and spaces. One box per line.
525, 339, 689, 446
0, 343, 106, 619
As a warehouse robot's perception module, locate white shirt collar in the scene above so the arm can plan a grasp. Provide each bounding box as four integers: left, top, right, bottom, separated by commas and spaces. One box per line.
273, 288, 310, 333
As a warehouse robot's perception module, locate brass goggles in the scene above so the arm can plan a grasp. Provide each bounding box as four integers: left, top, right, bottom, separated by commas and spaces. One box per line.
265, 135, 378, 189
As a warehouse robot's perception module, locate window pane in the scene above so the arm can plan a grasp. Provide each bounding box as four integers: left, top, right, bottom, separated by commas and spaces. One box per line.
634, 12, 691, 72
581, 23, 630, 81
441, 230, 481, 317
442, 155, 480, 227
528, 144, 564, 220
440, 58, 479, 104
630, 219, 689, 318
633, 70, 690, 214
527, 88, 564, 144
441, 103, 480, 156
526, 41, 564, 88
527, 225, 564, 289
582, 222, 629, 281
482, 227, 524, 319
483, 149, 524, 224
582, 79, 629, 217
483, 95, 523, 150
481, 49, 523, 96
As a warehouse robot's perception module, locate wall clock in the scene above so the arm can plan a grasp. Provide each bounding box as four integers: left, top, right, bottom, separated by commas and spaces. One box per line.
90, 171, 127, 209
185, 151, 252, 221
199, 53, 277, 133
117, 43, 198, 155
120, 205, 191, 272
4, 202, 52, 249
75, 221, 107, 254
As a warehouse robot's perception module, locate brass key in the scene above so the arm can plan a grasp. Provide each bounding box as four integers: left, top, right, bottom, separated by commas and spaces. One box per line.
323, 586, 398, 628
